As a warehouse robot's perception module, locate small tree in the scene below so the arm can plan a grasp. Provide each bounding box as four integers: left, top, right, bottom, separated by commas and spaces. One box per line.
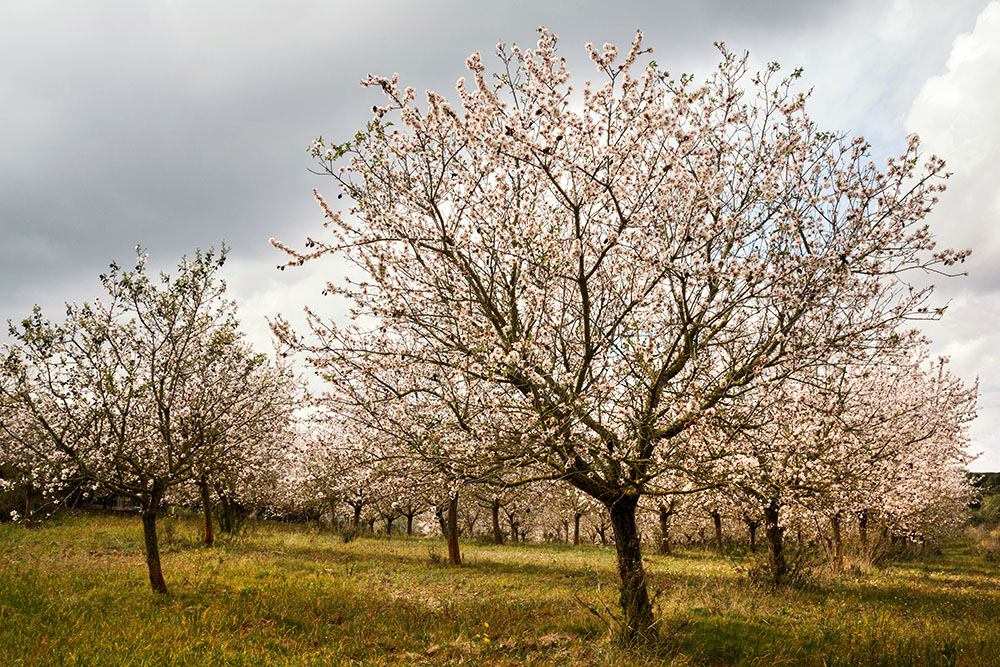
0, 247, 293, 593
715, 350, 975, 583
189, 357, 298, 545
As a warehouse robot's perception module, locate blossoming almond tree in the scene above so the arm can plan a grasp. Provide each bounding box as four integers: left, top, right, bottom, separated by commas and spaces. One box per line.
273, 30, 965, 639
0, 247, 296, 593
839, 357, 977, 550
279, 416, 381, 526
309, 338, 516, 564
187, 357, 299, 545
714, 349, 975, 582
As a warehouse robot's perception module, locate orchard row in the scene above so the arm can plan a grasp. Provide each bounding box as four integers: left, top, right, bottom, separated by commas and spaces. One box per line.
1, 30, 976, 641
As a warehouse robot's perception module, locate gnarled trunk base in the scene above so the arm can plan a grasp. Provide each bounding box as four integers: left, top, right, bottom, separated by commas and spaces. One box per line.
607, 494, 655, 642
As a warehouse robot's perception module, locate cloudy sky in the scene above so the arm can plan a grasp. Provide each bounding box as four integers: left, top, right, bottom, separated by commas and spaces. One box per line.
2, 0, 997, 468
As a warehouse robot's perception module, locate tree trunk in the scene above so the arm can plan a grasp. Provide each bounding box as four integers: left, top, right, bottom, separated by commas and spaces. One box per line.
574, 512, 582, 546
831, 512, 843, 573
327, 499, 337, 529
658, 503, 672, 555
221, 497, 231, 533
436, 505, 447, 538
352, 503, 362, 529
743, 517, 758, 553
447, 492, 462, 566
508, 514, 518, 544
607, 494, 655, 642
406, 513, 414, 536
763, 500, 786, 586
141, 507, 168, 594
198, 480, 214, 547
858, 510, 869, 549
386, 516, 394, 538
216, 488, 234, 534
491, 500, 504, 545
711, 510, 724, 554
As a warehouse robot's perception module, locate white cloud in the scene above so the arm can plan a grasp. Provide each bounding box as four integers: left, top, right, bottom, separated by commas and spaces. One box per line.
879, 0, 915, 41
907, 2, 1000, 270
221, 250, 351, 356
906, 1, 1000, 469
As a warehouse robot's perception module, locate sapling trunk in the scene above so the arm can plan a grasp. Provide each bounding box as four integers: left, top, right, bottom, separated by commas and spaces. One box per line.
658, 503, 672, 556
831, 512, 843, 573
712, 510, 724, 554
198, 480, 214, 547
447, 492, 462, 566
436, 505, 447, 537
218, 491, 233, 533
763, 500, 786, 586
491, 500, 503, 544
744, 518, 758, 553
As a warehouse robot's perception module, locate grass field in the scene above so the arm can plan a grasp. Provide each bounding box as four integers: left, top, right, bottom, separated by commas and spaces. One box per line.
1, 513, 999, 666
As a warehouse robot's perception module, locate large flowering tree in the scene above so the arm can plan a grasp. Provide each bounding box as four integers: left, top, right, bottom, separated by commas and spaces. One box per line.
273, 30, 965, 639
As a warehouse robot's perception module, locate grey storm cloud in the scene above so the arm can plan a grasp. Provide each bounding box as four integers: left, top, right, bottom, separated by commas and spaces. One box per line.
2, 0, 997, 465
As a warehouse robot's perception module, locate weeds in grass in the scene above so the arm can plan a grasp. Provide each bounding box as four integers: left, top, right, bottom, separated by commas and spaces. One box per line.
733, 541, 825, 590
977, 528, 1000, 562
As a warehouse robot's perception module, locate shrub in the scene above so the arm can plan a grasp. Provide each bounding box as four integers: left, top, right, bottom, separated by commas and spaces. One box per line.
979, 529, 1000, 562
427, 547, 444, 565
737, 540, 824, 589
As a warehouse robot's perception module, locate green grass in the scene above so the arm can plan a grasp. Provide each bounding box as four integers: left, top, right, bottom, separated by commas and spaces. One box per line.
1, 513, 999, 665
